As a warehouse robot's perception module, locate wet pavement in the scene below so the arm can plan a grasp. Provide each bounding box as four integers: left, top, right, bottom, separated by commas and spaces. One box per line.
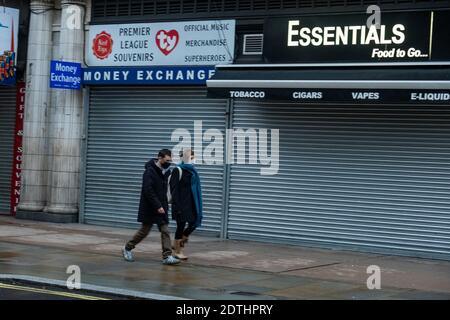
0, 216, 449, 300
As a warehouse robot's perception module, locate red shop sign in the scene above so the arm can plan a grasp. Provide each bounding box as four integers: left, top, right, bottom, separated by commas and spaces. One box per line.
10, 81, 25, 215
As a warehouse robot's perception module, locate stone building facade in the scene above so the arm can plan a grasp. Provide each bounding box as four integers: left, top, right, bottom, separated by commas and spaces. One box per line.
17, 0, 90, 222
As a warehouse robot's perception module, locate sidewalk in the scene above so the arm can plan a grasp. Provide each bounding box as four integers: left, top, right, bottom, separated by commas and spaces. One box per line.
0, 216, 449, 300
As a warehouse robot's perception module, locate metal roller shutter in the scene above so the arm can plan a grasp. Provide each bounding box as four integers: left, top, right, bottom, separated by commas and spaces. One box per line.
228, 101, 450, 259
0, 87, 16, 215
83, 87, 227, 235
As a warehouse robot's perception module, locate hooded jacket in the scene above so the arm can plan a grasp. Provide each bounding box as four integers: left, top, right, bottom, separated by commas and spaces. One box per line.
169, 167, 196, 223
137, 159, 170, 225
169, 163, 203, 227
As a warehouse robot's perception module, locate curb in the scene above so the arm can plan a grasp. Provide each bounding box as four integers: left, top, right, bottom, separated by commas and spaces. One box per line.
0, 274, 190, 300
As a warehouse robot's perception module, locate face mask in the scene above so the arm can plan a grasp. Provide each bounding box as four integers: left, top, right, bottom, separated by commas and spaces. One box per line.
191, 159, 196, 165
162, 162, 171, 169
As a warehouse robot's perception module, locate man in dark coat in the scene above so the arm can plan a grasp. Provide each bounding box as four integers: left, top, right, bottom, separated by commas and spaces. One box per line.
122, 149, 180, 265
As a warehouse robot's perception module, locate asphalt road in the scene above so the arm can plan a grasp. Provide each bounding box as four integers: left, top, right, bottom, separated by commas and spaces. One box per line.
0, 280, 137, 300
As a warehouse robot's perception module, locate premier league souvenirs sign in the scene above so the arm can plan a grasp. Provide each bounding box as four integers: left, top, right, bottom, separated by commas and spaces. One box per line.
84, 19, 235, 85
86, 19, 235, 67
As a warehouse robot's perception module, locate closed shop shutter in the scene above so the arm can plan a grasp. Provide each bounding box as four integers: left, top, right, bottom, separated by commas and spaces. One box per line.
83, 87, 227, 235
228, 101, 450, 259
0, 87, 16, 215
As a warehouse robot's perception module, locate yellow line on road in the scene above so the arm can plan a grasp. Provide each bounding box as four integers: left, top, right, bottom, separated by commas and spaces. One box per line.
0, 282, 110, 300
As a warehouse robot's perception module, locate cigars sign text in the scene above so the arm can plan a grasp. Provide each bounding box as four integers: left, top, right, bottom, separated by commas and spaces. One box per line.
87, 20, 235, 66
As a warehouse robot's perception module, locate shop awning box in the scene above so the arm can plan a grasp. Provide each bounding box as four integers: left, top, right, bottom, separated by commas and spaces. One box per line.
207, 64, 450, 104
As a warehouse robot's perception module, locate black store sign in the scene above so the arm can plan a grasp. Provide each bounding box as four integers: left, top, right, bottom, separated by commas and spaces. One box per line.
263, 10, 450, 64
208, 88, 450, 105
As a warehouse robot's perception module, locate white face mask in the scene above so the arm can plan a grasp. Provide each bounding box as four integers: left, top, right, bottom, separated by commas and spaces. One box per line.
191, 159, 196, 165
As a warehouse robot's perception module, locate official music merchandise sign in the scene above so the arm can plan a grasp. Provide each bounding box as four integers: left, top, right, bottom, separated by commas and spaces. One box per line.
86, 19, 236, 67
263, 10, 450, 64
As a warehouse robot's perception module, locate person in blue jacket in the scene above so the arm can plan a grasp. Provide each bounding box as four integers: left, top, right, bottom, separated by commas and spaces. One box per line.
169, 149, 203, 260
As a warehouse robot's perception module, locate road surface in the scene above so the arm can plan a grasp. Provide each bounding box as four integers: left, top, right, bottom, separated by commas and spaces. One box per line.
0, 280, 137, 300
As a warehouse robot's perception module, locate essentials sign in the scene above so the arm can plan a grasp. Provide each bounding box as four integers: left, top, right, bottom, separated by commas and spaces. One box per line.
86, 20, 235, 66
287, 21, 406, 47
264, 10, 450, 63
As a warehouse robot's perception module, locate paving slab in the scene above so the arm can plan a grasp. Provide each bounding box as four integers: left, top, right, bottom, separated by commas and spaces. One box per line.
267, 280, 361, 299
387, 290, 450, 300
0, 225, 56, 238
310, 286, 411, 300
243, 276, 317, 291
283, 255, 450, 293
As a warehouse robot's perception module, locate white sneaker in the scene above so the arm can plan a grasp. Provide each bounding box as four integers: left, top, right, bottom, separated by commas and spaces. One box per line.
122, 247, 134, 262
162, 255, 180, 265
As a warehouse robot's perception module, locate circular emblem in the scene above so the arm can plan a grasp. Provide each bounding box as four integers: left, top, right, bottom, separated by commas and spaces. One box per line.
92, 31, 113, 60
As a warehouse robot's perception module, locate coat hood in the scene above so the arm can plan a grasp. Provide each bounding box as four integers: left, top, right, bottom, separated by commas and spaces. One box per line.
145, 159, 157, 170
145, 158, 165, 178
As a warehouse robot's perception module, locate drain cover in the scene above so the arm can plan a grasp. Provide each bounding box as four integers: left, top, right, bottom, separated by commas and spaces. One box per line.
229, 291, 261, 296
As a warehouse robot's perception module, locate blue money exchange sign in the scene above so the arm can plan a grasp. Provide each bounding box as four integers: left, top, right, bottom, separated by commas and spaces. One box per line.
50, 60, 82, 90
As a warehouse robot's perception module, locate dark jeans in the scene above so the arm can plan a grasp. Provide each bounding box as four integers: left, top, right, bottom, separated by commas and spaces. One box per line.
125, 223, 172, 259
175, 220, 197, 240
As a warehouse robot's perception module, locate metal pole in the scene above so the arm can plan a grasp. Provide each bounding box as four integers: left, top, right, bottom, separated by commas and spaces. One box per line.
220, 98, 233, 239
78, 86, 90, 224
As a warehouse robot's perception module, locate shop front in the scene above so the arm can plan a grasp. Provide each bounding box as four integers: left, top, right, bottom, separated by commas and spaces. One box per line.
80, 19, 235, 235
0, 85, 17, 215
207, 10, 450, 259
0, 6, 20, 216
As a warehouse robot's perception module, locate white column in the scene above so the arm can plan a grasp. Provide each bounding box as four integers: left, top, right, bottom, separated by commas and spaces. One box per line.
44, 0, 86, 216
18, 0, 54, 213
